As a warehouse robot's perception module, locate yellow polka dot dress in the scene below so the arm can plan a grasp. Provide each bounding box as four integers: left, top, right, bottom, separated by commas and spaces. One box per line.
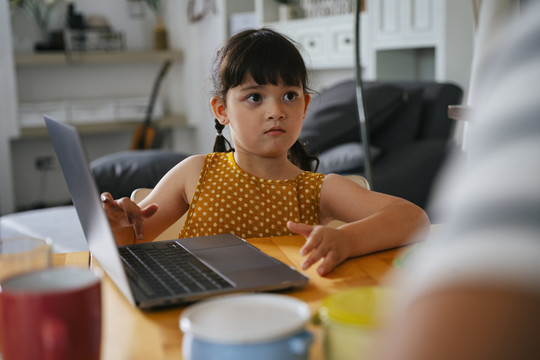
179, 152, 325, 239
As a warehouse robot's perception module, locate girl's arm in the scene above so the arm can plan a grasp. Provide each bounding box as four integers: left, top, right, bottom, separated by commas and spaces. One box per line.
289, 174, 430, 275
102, 154, 205, 245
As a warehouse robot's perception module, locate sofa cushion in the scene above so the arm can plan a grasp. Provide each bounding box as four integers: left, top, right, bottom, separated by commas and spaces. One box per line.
317, 142, 381, 174
90, 150, 189, 199
300, 80, 406, 154
372, 139, 452, 208
416, 82, 463, 139
371, 87, 424, 150
384, 81, 463, 140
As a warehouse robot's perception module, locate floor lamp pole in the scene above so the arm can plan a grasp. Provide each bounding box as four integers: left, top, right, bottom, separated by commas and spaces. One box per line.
354, 0, 373, 188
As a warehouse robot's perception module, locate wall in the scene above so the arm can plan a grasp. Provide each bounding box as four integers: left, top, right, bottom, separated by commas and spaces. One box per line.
0, 2, 19, 215
166, 0, 225, 154
5, 0, 221, 212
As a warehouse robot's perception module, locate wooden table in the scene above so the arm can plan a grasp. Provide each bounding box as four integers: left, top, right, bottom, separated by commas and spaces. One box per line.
54, 235, 409, 360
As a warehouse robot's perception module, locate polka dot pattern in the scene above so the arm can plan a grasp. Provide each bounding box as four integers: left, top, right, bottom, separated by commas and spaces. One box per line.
179, 152, 325, 239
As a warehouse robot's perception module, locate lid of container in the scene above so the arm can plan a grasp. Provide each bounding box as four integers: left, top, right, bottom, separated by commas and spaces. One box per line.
179, 293, 310, 344
320, 286, 389, 327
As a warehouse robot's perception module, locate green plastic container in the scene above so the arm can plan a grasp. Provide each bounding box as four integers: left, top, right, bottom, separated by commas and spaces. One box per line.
319, 286, 390, 360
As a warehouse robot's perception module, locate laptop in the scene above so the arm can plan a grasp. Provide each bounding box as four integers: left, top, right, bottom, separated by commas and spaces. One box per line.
44, 115, 309, 310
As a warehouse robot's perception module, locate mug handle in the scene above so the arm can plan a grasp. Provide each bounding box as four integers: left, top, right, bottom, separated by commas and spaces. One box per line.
41, 317, 69, 360
288, 330, 313, 355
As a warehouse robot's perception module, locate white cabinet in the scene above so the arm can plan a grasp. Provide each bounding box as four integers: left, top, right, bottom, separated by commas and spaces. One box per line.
372, 0, 438, 48
367, 0, 474, 88
221, 0, 473, 90
267, 14, 366, 70
221, 0, 371, 87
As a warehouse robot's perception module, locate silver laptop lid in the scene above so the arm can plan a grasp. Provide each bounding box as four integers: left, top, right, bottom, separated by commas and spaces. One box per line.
44, 115, 136, 305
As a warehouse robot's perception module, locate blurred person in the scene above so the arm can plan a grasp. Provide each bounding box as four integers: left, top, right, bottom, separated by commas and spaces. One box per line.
373, 1, 540, 359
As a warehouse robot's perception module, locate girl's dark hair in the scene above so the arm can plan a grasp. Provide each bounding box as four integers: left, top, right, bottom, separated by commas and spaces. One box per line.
210, 27, 319, 172
213, 118, 234, 152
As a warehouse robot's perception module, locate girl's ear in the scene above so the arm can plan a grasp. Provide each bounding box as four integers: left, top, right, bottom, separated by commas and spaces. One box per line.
210, 97, 229, 124
303, 93, 311, 116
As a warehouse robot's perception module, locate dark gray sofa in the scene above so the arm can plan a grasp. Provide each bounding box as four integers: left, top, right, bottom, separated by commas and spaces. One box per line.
300, 79, 463, 211
91, 149, 189, 199
91, 80, 462, 213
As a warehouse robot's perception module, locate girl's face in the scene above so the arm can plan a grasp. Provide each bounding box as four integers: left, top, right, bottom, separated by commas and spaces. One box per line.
211, 77, 311, 159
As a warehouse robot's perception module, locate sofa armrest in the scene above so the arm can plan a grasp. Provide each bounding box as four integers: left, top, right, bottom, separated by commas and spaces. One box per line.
372, 140, 454, 209
90, 150, 190, 199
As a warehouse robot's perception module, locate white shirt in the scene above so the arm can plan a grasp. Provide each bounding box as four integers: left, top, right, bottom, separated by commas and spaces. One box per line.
390, 0, 540, 308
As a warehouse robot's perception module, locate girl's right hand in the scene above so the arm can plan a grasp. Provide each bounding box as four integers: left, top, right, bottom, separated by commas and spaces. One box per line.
100, 192, 158, 241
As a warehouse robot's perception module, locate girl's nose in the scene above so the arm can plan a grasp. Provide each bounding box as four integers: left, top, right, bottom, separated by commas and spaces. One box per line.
266, 101, 285, 121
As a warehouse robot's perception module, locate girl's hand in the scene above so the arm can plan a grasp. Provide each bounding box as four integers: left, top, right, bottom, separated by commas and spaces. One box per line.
287, 221, 352, 276
100, 192, 158, 241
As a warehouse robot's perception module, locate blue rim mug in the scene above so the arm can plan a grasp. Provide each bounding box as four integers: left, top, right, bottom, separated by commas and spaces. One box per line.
180, 293, 313, 360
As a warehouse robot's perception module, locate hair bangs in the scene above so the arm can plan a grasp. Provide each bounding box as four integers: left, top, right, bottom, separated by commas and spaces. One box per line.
222, 30, 307, 91
247, 41, 306, 88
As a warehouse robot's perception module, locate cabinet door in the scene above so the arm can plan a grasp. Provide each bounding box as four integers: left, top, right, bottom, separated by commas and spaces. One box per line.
372, 0, 437, 49
268, 14, 369, 70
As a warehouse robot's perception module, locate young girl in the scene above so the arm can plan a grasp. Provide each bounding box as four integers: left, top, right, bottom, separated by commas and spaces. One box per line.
102, 28, 429, 276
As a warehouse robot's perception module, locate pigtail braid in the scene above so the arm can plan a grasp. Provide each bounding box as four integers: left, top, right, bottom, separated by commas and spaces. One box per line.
288, 140, 319, 172
213, 118, 234, 153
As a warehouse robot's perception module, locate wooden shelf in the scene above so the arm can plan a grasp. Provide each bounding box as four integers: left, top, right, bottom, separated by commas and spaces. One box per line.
14, 50, 184, 66
18, 114, 188, 138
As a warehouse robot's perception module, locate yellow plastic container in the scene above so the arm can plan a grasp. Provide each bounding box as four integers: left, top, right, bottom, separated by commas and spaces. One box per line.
319, 286, 390, 360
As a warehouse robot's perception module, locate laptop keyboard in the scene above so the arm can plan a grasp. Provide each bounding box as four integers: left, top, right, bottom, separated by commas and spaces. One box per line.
118, 241, 233, 299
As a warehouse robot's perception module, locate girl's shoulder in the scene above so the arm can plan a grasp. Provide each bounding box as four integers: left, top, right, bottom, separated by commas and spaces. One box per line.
163, 154, 206, 182
160, 154, 209, 203
324, 173, 370, 188
174, 153, 206, 170
320, 173, 371, 194
172, 152, 231, 177
320, 173, 343, 185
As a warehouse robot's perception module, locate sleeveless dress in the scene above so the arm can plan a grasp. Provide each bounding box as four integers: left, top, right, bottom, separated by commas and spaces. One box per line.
179, 152, 325, 239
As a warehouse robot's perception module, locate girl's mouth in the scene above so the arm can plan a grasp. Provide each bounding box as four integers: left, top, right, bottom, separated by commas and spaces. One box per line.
265, 126, 285, 135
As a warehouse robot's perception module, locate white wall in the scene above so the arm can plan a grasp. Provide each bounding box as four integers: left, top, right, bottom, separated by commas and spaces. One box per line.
166, 0, 225, 154
1, 2, 19, 215
4, 0, 227, 212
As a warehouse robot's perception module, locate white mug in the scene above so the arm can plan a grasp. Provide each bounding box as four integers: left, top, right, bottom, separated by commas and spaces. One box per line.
180, 293, 313, 360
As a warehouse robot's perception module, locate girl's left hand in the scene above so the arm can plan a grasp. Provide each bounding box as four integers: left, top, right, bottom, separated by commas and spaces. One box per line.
287, 221, 352, 276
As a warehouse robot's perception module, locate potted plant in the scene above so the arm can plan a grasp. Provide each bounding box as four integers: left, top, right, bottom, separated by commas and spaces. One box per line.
142, 0, 168, 50
9, 0, 63, 50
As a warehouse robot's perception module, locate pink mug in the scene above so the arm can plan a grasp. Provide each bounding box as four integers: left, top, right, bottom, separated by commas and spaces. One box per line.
0, 267, 102, 360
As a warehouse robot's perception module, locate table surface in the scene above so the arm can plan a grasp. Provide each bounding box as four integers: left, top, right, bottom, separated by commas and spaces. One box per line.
54, 235, 410, 360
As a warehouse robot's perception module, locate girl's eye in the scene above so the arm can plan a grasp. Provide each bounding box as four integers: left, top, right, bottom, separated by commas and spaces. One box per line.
247, 93, 262, 103
284, 92, 298, 102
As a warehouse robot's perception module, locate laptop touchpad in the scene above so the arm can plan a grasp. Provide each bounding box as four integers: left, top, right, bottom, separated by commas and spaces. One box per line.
192, 245, 280, 272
